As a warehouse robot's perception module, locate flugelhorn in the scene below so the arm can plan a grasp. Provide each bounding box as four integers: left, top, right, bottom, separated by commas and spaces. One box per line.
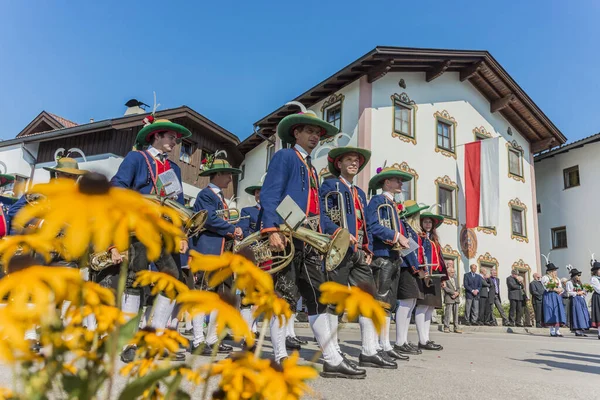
324, 182, 347, 229
377, 203, 402, 251
142, 194, 207, 238
233, 224, 350, 274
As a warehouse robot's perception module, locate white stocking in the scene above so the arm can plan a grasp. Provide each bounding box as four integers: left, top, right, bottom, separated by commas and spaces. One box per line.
270, 315, 288, 362
359, 316, 378, 356
379, 316, 393, 351
309, 313, 343, 366
327, 313, 341, 353
395, 298, 416, 346
206, 311, 219, 345
286, 313, 297, 337
192, 313, 206, 347
415, 305, 429, 345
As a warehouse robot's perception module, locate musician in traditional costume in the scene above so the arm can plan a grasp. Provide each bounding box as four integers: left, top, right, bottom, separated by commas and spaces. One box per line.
540, 258, 567, 337
588, 259, 600, 339
367, 166, 414, 361
564, 266, 590, 336
320, 146, 396, 369
0, 173, 15, 239
189, 151, 242, 355
415, 211, 447, 351
259, 103, 365, 379
109, 115, 191, 362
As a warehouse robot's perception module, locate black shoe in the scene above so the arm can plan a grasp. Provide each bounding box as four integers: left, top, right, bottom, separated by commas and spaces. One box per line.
339, 352, 363, 372
386, 348, 410, 361
277, 356, 288, 365
359, 352, 397, 369
120, 346, 136, 363
426, 340, 443, 350
214, 343, 233, 353
407, 342, 420, 351
293, 336, 308, 345
182, 328, 193, 336
418, 342, 442, 351
190, 342, 212, 356
321, 359, 366, 379
476, 322, 484, 326
394, 343, 421, 355
378, 350, 395, 362
286, 336, 301, 350
535, 324, 543, 328
223, 333, 234, 341
241, 340, 257, 352
463, 322, 471, 326
516, 323, 524, 327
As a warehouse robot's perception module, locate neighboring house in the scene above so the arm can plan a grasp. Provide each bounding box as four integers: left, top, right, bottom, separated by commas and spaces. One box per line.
535, 132, 600, 283
0, 104, 242, 204
237, 46, 566, 301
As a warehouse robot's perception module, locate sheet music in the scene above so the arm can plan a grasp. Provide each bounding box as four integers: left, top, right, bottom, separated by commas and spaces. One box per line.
157, 169, 183, 196
400, 237, 419, 257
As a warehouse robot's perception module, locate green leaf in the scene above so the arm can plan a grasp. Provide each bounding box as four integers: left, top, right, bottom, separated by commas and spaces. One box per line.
164, 373, 184, 400
173, 389, 191, 400
62, 375, 83, 399
106, 311, 143, 352
117, 366, 179, 400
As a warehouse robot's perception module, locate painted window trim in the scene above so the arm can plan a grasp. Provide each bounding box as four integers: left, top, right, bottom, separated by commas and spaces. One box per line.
506, 140, 525, 183
442, 244, 461, 277
509, 198, 528, 243
476, 226, 497, 236
435, 175, 458, 225
434, 110, 457, 159
391, 161, 418, 202
511, 259, 532, 285
472, 126, 493, 141
321, 94, 345, 141
391, 93, 417, 145
477, 252, 499, 273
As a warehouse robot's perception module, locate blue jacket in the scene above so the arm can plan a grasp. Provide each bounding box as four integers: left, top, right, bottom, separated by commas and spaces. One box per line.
464, 272, 483, 299
190, 187, 235, 256
7, 195, 27, 235
259, 148, 325, 233
367, 194, 401, 259
239, 205, 260, 238
419, 234, 448, 281
319, 177, 372, 254
110, 150, 184, 205
399, 219, 420, 271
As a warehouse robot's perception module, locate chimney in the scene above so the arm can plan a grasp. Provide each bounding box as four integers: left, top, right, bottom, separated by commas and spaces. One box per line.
124, 99, 150, 116
90, 118, 94, 123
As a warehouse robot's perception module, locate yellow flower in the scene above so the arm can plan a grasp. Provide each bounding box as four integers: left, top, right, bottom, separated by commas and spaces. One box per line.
319, 282, 387, 333
0, 387, 14, 400
12, 175, 185, 261
133, 271, 189, 300
120, 358, 158, 378
78, 281, 115, 307
244, 290, 292, 327
171, 367, 203, 385
142, 387, 164, 400
0, 308, 30, 362
188, 251, 274, 294
176, 290, 254, 347
263, 351, 318, 400
130, 328, 189, 358
0, 235, 55, 272
206, 352, 271, 399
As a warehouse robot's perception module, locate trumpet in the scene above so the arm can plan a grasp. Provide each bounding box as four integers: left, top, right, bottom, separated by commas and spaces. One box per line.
324, 182, 347, 229
234, 224, 350, 274
377, 203, 402, 251
215, 208, 250, 224
142, 194, 208, 238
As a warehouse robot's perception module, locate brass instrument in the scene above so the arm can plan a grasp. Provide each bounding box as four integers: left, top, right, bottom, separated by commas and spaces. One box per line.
324, 182, 347, 229
377, 203, 402, 251
215, 208, 250, 224
25, 193, 46, 205
142, 194, 208, 238
233, 224, 350, 274
89, 250, 129, 272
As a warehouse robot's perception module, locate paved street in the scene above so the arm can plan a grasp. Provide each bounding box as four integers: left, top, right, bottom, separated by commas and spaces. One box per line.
1, 326, 598, 399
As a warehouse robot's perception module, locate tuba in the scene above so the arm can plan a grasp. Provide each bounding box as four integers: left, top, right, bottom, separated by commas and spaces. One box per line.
142, 195, 207, 238
89, 250, 129, 272
233, 224, 350, 274
377, 203, 402, 251
324, 182, 347, 229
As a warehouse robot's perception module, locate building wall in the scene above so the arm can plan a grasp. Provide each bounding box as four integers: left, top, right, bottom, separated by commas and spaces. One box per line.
240, 72, 540, 301
237, 141, 269, 208
535, 142, 599, 283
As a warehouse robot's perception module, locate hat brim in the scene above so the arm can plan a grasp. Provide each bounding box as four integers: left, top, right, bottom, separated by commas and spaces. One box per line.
135, 121, 192, 148
327, 147, 371, 176
277, 114, 339, 145
244, 185, 262, 195
43, 167, 88, 176
198, 167, 242, 177
0, 174, 15, 187
369, 170, 414, 191
400, 204, 429, 219
546, 264, 558, 272
420, 212, 444, 229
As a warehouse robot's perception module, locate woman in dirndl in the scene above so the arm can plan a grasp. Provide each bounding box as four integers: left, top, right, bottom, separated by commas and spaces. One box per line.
541, 260, 567, 337
589, 260, 600, 339
564, 266, 590, 336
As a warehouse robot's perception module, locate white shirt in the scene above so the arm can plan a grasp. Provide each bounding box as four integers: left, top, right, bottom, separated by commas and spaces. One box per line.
591, 276, 600, 294
147, 145, 168, 160
541, 275, 563, 291
208, 182, 222, 196
294, 144, 311, 160
340, 176, 354, 188
564, 280, 582, 297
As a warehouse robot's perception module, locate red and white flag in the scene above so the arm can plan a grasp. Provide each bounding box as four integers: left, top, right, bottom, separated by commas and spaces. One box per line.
463, 137, 500, 229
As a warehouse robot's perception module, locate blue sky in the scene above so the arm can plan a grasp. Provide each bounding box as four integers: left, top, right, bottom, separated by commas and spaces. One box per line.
0, 1, 598, 143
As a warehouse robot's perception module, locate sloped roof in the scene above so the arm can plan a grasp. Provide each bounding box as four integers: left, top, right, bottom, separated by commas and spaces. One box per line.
47, 113, 78, 128
17, 111, 78, 138
534, 132, 600, 162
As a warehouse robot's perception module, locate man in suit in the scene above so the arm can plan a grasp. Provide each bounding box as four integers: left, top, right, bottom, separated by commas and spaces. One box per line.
463, 264, 482, 325
506, 269, 524, 326
529, 273, 544, 328
477, 268, 491, 326
490, 268, 508, 325
442, 261, 462, 333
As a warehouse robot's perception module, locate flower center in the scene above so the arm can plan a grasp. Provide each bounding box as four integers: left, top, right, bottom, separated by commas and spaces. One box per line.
79, 173, 110, 195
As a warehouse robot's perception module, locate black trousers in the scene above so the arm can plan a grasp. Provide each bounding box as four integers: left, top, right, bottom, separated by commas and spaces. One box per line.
326, 250, 375, 314
273, 245, 326, 316
478, 296, 492, 323
372, 256, 401, 316
509, 299, 523, 324
531, 299, 543, 326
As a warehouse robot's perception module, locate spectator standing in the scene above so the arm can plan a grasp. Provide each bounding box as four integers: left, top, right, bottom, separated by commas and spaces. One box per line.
529, 273, 544, 328
463, 264, 482, 325
442, 262, 462, 334
506, 270, 524, 327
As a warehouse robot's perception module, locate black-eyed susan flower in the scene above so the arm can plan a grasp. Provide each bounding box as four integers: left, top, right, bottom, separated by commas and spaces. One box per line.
12, 174, 185, 261
0, 387, 15, 400
130, 328, 189, 358
171, 367, 203, 385
133, 271, 189, 301
0, 308, 30, 362
244, 290, 292, 327
188, 251, 274, 294
176, 290, 254, 347
206, 352, 270, 399
0, 235, 55, 272
319, 281, 387, 333
119, 357, 159, 378
263, 351, 318, 400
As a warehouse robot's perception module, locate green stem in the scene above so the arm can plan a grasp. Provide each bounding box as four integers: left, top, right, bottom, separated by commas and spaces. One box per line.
200, 331, 225, 400
253, 316, 268, 358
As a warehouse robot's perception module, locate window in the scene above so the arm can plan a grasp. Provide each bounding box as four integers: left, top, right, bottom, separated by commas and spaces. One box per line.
551, 227, 567, 249
511, 208, 525, 236
394, 103, 412, 137
537, 204, 541, 214
437, 120, 454, 152
266, 144, 275, 170
479, 262, 496, 274
239, 164, 245, 181
325, 104, 342, 130
508, 148, 522, 177
179, 140, 194, 164
438, 186, 455, 219
563, 166, 580, 189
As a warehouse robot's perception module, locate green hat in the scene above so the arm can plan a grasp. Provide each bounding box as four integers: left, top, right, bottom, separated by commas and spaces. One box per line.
135, 117, 192, 150
327, 147, 371, 176
0, 174, 14, 187
43, 157, 88, 176
368, 165, 413, 191
399, 200, 429, 219
244, 184, 262, 196
277, 103, 339, 146
198, 150, 242, 177
419, 211, 444, 229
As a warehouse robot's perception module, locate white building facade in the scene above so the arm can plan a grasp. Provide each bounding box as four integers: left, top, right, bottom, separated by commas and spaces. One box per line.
535, 134, 600, 283
238, 47, 566, 301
